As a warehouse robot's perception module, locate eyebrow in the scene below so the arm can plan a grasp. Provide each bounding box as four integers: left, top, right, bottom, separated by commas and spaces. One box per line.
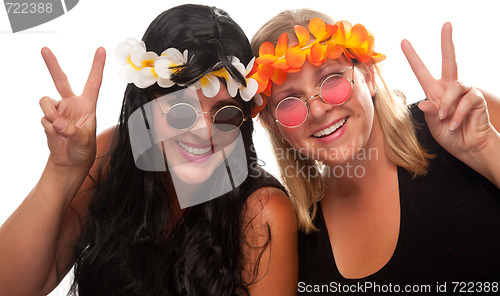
217, 98, 238, 105
317, 63, 349, 78
212, 99, 241, 111
270, 88, 296, 105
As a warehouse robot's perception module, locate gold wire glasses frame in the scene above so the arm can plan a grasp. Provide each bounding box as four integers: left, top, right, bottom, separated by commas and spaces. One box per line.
158, 102, 247, 132
274, 64, 355, 128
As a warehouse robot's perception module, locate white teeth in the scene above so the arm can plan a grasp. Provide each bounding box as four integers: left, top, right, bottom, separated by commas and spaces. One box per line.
177, 141, 212, 155
313, 118, 347, 138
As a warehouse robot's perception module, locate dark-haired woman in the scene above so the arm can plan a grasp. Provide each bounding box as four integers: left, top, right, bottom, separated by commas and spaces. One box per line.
0, 4, 297, 296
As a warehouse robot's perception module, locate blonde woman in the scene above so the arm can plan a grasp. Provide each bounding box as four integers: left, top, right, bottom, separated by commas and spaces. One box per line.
249, 9, 500, 286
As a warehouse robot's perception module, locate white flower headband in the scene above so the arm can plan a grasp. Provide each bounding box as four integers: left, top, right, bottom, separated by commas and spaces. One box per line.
115, 38, 263, 105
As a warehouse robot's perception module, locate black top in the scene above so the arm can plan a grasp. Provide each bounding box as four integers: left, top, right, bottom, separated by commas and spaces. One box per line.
298, 103, 500, 292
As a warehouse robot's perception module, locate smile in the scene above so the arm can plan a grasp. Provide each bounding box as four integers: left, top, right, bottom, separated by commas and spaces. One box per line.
312, 117, 348, 138
177, 141, 213, 155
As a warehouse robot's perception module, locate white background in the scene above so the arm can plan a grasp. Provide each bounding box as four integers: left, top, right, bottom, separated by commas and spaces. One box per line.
0, 0, 499, 294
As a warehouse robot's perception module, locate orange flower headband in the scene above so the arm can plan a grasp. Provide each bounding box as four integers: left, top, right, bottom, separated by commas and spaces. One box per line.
247, 18, 386, 115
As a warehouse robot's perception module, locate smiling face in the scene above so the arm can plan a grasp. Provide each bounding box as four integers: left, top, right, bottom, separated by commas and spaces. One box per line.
267, 58, 377, 166
149, 85, 243, 185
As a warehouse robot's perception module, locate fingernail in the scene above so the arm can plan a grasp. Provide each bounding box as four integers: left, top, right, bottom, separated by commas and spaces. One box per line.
449, 121, 457, 131
438, 109, 445, 120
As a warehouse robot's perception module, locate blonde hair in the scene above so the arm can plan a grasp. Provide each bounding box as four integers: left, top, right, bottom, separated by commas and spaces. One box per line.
251, 9, 432, 233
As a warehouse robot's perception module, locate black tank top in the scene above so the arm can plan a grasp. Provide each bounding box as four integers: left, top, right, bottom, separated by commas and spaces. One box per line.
298, 103, 500, 293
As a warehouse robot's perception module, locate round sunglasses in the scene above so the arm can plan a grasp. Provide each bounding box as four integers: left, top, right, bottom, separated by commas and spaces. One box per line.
274, 66, 355, 128
159, 102, 246, 132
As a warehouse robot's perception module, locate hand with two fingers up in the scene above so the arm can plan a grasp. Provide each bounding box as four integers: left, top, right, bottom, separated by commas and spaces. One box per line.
39, 47, 106, 171
402, 22, 500, 187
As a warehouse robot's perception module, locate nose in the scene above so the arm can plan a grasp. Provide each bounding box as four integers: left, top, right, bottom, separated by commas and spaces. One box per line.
190, 112, 213, 140
307, 91, 333, 121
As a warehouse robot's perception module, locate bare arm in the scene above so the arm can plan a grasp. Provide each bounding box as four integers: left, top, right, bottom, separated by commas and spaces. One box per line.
242, 187, 298, 296
0, 47, 106, 296
0, 163, 88, 295
40, 128, 115, 294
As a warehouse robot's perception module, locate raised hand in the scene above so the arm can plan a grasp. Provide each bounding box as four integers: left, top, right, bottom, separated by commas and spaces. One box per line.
401, 23, 495, 162
39, 47, 106, 170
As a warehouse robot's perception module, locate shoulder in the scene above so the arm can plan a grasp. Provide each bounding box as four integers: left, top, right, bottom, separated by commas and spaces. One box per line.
241, 185, 297, 246
241, 186, 299, 294
240, 165, 293, 224
244, 186, 296, 228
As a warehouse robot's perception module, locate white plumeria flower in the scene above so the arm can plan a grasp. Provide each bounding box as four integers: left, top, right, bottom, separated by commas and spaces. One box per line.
236, 57, 259, 102
194, 72, 221, 98
217, 56, 258, 101
225, 57, 243, 98
240, 79, 259, 102
116, 38, 159, 88
131, 42, 158, 88
155, 48, 189, 88
116, 38, 140, 64
135, 68, 158, 88
115, 38, 261, 98
116, 38, 141, 83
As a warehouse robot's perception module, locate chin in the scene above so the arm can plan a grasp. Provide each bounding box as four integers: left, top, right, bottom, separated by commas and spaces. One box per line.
324, 138, 367, 166
170, 160, 221, 185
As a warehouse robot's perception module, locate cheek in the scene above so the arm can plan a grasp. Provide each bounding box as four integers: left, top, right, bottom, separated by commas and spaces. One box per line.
359, 95, 375, 122
278, 126, 301, 144
213, 130, 239, 149
352, 79, 375, 118
347, 81, 376, 144
151, 110, 183, 141
279, 126, 320, 158
355, 98, 375, 141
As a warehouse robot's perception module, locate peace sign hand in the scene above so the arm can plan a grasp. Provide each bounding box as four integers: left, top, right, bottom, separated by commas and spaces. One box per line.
39, 47, 106, 170
401, 23, 496, 168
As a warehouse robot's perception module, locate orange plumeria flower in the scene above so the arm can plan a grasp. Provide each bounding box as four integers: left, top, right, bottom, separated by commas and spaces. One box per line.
304, 18, 339, 66
251, 18, 385, 91
248, 17, 386, 116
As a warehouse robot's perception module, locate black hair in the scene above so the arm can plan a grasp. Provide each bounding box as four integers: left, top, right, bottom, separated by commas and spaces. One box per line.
69, 5, 271, 295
